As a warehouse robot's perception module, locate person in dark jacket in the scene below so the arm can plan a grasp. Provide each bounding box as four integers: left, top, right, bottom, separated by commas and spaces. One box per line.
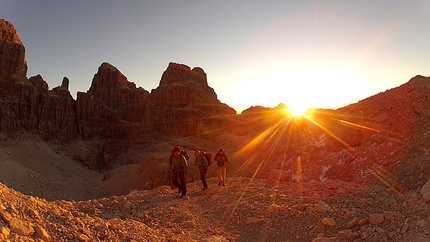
214, 148, 229, 186
169, 146, 189, 197
194, 150, 209, 190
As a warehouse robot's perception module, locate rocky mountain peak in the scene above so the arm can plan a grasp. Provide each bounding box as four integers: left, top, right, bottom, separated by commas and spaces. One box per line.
159, 62, 208, 88
88, 62, 136, 94
61, 77, 69, 89
148, 62, 235, 137
0, 19, 22, 44
29, 74, 49, 94
405, 74, 429, 86
0, 19, 27, 82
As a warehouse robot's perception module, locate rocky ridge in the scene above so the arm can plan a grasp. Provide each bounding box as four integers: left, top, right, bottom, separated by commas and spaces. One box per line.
0, 19, 235, 171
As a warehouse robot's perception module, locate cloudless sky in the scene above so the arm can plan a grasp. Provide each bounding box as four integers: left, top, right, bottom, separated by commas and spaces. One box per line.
1, 1, 430, 113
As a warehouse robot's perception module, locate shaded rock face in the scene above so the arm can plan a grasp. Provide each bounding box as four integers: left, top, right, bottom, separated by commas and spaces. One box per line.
88, 62, 149, 123
0, 19, 27, 83
72, 62, 238, 170
0, 20, 241, 172
0, 75, 78, 142
0, 20, 36, 133
0, 81, 38, 132
76, 91, 130, 141
76, 62, 151, 142
0, 20, 78, 142
29, 75, 49, 94
148, 62, 236, 137
36, 82, 78, 142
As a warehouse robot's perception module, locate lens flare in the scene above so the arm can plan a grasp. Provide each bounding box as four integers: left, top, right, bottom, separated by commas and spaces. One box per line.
288, 105, 309, 117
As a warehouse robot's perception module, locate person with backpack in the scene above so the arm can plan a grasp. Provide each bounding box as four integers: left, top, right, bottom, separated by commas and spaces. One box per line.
169, 146, 189, 198
194, 150, 209, 191
214, 148, 229, 186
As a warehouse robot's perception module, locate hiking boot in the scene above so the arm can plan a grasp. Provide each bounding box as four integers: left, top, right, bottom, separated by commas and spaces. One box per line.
178, 189, 181, 195
202, 187, 208, 191
222, 183, 226, 186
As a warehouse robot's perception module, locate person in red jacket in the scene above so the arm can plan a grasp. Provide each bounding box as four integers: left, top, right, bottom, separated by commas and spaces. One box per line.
214, 148, 229, 186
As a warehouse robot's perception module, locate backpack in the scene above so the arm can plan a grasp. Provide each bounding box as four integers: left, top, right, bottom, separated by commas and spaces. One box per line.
169, 148, 189, 170
201, 151, 213, 166
180, 149, 189, 160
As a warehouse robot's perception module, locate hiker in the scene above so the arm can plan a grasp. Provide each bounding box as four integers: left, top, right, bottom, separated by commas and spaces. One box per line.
214, 148, 229, 186
195, 150, 209, 190
169, 146, 189, 197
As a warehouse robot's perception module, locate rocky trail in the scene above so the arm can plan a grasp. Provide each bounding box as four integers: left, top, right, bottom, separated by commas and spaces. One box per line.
1, 174, 430, 241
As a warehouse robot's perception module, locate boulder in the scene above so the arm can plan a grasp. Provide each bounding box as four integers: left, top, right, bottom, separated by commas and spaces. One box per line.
420, 178, 430, 202
369, 213, 384, 225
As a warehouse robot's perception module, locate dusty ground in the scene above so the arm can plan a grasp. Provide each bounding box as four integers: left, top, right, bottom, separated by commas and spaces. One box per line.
1, 136, 430, 241
0, 136, 105, 201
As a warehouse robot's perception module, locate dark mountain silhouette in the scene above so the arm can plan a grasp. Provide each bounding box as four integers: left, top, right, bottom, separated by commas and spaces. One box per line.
1, 18, 430, 241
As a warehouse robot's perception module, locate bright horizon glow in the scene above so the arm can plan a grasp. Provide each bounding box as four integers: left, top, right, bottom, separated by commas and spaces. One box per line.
1, 1, 429, 114
278, 101, 309, 117
287, 105, 309, 117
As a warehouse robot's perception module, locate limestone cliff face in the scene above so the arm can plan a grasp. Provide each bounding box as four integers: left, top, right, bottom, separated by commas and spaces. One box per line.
147, 62, 236, 137
29, 75, 49, 94
36, 78, 78, 142
76, 91, 129, 141
0, 19, 36, 133
87, 62, 149, 123
0, 81, 38, 132
0, 20, 241, 171
0, 19, 27, 83
76, 62, 151, 142
0, 20, 78, 142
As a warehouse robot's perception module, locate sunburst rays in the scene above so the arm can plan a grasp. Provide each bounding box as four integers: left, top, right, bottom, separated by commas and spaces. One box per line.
221, 107, 411, 231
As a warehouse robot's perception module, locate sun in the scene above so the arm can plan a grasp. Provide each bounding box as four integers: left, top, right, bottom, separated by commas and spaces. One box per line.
278, 103, 309, 117
286, 104, 309, 117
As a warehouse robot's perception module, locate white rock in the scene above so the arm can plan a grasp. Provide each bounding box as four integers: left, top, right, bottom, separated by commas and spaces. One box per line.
420, 178, 430, 201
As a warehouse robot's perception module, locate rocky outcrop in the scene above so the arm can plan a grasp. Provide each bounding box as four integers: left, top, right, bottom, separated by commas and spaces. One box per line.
0, 19, 27, 83
0, 81, 38, 133
0, 20, 77, 143
0, 20, 37, 133
29, 75, 48, 94
147, 62, 236, 137
76, 62, 153, 142
87, 62, 149, 123
0, 19, 242, 171
76, 91, 131, 141
36, 78, 78, 142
